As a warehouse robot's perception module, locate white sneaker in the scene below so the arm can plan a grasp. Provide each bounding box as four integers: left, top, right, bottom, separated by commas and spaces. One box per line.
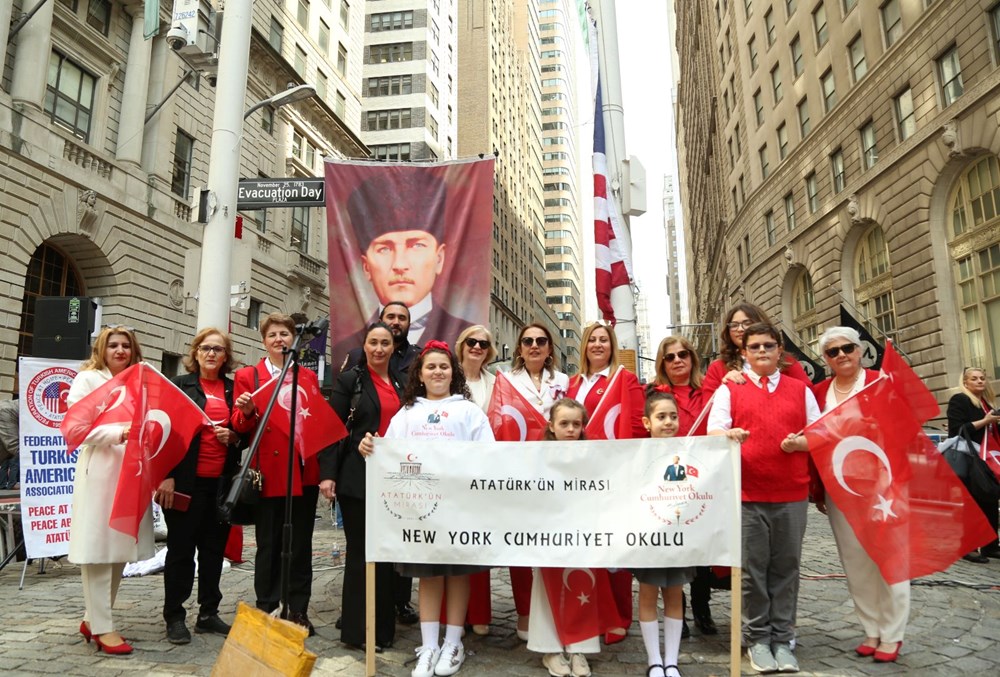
412, 645, 440, 677
570, 653, 591, 677
542, 653, 572, 677
434, 641, 466, 676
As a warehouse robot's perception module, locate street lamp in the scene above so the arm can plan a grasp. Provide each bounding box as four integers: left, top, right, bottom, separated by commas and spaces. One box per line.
244, 83, 316, 120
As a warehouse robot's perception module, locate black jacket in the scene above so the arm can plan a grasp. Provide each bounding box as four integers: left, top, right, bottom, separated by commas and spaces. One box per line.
947, 392, 993, 444
319, 364, 403, 500
168, 372, 241, 493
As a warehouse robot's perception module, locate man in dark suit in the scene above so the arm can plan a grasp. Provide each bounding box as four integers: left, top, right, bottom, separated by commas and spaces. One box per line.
335, 302, 420, 382
664, 455, 687, 481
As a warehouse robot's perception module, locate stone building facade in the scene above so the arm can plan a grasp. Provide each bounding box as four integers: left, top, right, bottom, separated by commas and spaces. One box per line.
676, 0, 1000, 405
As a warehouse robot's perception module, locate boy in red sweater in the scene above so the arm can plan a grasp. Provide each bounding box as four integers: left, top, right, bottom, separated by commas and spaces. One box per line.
707, 323, 819, 674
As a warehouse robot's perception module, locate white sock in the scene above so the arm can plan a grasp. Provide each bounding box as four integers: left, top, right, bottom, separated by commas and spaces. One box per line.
420, 621, 440, 649
640, 620, 663, 666
444, 624, 463, 647
664, 617, 683, 667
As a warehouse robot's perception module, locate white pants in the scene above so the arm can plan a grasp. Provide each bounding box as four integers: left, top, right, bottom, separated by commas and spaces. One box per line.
81, 563, 126, 635
526, 568, 600, 654
828, 499, 909, 643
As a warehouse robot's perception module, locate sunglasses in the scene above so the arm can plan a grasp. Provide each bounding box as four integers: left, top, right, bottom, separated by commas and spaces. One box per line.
197, 345, 226, 355
745, 342, 778, 352
464, 338, 491, 349
664, 350, 691, 362
727, 320, 755, 330
824, 343, 858, 358
521, 336, 550, 347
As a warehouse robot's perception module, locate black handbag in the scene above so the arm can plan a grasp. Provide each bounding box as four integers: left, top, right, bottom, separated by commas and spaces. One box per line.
940, 427, 1000, 503
220, 369, 265, 525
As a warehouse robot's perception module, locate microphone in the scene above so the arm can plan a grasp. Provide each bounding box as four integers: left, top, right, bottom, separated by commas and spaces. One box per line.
295, 317, 330, 338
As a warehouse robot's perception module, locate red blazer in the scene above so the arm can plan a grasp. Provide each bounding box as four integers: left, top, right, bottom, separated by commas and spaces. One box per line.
231, 359, 320, 498
567, 368, 648, 439
808, 369, 881, 503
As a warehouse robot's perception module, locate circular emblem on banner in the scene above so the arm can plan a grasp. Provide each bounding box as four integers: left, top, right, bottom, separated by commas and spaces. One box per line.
26, 367, 76, 428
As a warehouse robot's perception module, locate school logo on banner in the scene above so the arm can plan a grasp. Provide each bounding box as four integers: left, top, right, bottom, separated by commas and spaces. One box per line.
25, 366, 75, 427
379, 454, 441, 521
640, 451, 713, 532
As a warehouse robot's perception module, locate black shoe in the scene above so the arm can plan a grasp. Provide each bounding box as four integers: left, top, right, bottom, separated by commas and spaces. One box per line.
287, 611, 316, 637
981, 546, 1000, 559
195, 614, 231, 636
694, 613, 718, 635
963, 551, 990, 563
681, 619, 690, 639
335, 615, 342, 629
396, 603, 419, 625
166, 620, 191, 644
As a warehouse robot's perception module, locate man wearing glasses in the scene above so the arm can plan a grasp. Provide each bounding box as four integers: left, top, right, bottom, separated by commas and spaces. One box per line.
707, 323, 820, 675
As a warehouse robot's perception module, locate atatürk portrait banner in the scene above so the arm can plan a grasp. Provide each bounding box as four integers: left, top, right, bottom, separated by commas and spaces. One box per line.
324, 159, 495, 369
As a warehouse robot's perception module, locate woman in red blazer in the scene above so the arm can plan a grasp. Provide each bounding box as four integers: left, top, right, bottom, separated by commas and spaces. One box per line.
232, 313, 322, 635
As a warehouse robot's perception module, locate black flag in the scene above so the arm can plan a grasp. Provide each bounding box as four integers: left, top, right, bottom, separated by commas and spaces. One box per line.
839, 305, 884, 370
781, 330, 825, 384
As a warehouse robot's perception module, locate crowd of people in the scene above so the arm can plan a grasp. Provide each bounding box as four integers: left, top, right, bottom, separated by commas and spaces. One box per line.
56, 300, 1000, 676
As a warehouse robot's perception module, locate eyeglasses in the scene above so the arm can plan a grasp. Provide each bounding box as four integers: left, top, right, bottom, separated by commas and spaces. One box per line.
198, 345, 226, 355
664, 350, 691, 362
824, 343, 858, 358
521, 336, 550, 347
745, 342, 778, 352
464, 338, 491, 349
727, 320, 755, 330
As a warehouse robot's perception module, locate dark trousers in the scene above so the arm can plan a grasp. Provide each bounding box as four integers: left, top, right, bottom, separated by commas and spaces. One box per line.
690, 567, 713, 617
395, 571, 414, 609
163, 477, 232, 623
253, 486, 318, 614
975, 495, 1000, 551
339, 495, 395, 646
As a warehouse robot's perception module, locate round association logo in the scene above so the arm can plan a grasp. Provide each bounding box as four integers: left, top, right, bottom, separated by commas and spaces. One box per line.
26, 367, 76, 427
639, 452, 713, 527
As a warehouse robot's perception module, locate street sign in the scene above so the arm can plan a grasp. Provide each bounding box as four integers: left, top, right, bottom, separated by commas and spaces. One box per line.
237, 178, 325, 209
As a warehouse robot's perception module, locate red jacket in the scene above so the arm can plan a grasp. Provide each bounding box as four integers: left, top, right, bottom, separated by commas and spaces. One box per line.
702, 354, 812, 403
230, 359, 320, 498
567, 368, 648, 439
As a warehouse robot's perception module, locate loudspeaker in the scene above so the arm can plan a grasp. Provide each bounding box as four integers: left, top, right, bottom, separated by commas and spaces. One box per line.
33, 296, 96, 359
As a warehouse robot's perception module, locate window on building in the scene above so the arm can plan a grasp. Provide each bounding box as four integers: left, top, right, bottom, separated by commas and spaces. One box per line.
830, 148, 846, 193
371, 143, 412, 161
778, 123, 789, 159
821, 69, 836, 112
813, 2, 828, 47
860, 120, 878, 169
370, 10, 414, 31
261, 106, 274, 135
337, 43, 347, 74
335, 91, 346, 118
849, 33, 866, 81
290, 207, 310, 253
297, 0, 309, 28
790, 34, 803, 77
86, 0, 111, 36
843, 0, 857, 13
894, 87, 915, 140
771, 65, 782, 103
991, 3, 1000, 63
366, 108, 412, 130
294, 45, 307, 76
786, 0, 798, 16
785, 192, 797, 230
269, 17, 284, 52
319, 20, 330, 53
792, 269, 819, 354
316, 70, 328, 100
247, 299, 262, 330
739, 173, 746, 202
753, 89, 764, 126
744, 234, 752, 267
766, 210, 777, 246
749, 35, 759, 71
759, 145, 770, 179
369, 42, 413, 63
744, 0, 753, 19
171, 129, 194, 197
340, 0, 350, 29
735, 123, 742, 153
938, 45, 964, 107
797, 97, 810, 136
806, 172, 819, 212
367, 75, 413, 97
881, 0, 902, 47
854, 224, 897, 341
16, 242, 84, 358
765, 7, 776, 44
44, 52, 97, 142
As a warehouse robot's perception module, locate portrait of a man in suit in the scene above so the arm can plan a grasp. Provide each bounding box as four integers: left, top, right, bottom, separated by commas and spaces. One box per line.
664, 455, 686, 482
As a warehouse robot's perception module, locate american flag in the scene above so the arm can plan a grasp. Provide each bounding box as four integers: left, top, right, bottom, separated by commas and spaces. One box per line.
43, 382, 68, 414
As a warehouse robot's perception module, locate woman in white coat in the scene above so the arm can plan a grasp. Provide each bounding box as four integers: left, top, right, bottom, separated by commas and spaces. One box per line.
67, 326, 153, 655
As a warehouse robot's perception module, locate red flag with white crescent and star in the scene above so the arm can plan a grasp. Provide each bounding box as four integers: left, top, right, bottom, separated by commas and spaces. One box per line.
539, 567, 618, 646
109, 364, 209, 539
584, 366, 636, 440
486, 371, 548, 441
805, 343, 995, 583
250, 371, 347, 458
60, 365, 137, 453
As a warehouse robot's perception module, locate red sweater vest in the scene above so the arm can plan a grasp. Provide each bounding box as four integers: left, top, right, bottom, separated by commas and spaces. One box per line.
729, 375, 809, 503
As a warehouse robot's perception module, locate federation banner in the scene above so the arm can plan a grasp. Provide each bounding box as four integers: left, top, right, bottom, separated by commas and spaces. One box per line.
324, 159, 495, 372
366, 437, 741, 568
18, 357, 78, 558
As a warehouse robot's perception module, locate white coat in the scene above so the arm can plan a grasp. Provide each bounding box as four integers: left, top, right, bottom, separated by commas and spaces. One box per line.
67, 369, 154, 564
507, 367, 570, 418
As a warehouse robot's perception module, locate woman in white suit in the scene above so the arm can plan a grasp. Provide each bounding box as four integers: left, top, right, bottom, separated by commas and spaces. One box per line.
67, 326, 154, 655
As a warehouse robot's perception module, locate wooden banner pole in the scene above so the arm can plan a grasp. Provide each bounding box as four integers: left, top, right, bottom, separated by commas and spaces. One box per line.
730, 566, 742, 677
366, 561, 376, 676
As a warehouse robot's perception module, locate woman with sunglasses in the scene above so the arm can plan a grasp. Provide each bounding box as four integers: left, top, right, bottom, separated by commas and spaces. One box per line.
156, 328, 240, 644
507, 323, 569, 641
812, 327, 907, 663
702, 303, 811, 404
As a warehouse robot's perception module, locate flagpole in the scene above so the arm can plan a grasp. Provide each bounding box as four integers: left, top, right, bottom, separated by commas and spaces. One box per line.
826, 285, 913, 363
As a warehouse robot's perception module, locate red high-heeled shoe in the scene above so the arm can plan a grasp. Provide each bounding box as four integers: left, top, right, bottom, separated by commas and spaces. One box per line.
604, 629, 627, 645
94, 635, 134, 655
79, 621, 92, 644
873, 641, 902, 663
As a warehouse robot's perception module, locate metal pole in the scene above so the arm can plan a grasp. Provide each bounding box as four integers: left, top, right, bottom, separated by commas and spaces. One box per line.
195, 0, 253, 330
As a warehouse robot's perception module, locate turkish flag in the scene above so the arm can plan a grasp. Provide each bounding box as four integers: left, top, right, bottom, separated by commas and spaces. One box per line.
61, 365, 137, 453
110, 364, 209, 539
879, 341, 939, 423
250, 371, 347, 458
585, 366, 636, 440
487, 371, 548, 441
540, 567, 617, 646
805, 349, 995, 584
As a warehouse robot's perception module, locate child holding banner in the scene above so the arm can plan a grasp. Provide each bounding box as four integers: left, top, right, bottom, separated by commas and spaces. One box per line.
361, 340, 493, 677
633, 389, 695, 677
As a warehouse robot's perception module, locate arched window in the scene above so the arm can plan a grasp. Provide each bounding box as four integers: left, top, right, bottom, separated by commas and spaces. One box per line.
854, 224, 897, 340
949, 156, 1000, 376
792, 269, 819, 354
17, 243, 84, 358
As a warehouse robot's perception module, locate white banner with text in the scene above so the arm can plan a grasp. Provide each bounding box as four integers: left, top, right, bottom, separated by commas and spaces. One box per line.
366, 437, 741, 567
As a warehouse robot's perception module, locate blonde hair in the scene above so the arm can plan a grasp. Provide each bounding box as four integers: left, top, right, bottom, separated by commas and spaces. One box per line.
653, 335, 703, 388
81, 326, 143, 372
455, 325, 497, 372
183, 327, 235, 375
960, 367, 995, 409
578, 323, 620, 377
